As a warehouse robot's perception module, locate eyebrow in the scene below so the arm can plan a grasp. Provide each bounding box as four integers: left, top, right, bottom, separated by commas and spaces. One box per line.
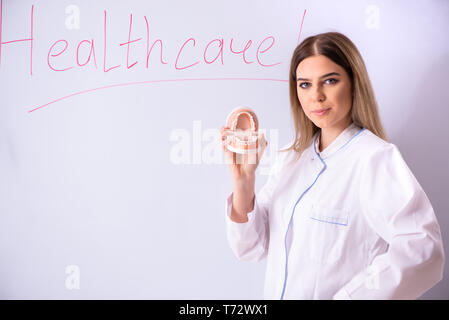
296, 72, 341, 81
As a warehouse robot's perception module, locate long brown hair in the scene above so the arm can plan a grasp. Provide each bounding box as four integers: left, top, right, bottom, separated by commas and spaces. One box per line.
281, 32, 386, 160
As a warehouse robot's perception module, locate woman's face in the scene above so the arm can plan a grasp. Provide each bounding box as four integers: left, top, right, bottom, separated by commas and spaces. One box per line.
296, 55, 353, 131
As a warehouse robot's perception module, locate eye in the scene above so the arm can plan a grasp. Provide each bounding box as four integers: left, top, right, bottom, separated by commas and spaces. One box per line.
298, 82, 310, 89
325, 78, 339, 85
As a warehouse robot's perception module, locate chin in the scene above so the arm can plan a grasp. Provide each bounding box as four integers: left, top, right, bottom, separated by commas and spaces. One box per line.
311, 119, 330, 129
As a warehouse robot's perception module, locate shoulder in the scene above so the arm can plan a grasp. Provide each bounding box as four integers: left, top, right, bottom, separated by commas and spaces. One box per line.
355, 131, 426, 213
354, 129, 409, 173
354, 128, 400, 159
355, 128, 390, 152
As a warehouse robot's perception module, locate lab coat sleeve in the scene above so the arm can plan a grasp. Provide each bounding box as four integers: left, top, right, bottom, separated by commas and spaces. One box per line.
333, 143, 445, 300
224, 151, 285, 262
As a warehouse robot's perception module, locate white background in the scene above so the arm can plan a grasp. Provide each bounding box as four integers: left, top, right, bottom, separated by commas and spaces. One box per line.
0, 0, 447, 299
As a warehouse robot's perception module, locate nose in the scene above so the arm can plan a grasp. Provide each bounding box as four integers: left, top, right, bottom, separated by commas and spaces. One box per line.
311, 86, 325, 103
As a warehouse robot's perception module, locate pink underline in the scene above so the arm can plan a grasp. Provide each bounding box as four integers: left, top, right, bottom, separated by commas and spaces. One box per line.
27, 77, 288, 113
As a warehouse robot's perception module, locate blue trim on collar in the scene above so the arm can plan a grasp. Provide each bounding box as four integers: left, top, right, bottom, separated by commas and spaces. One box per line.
314, 127, 366, 161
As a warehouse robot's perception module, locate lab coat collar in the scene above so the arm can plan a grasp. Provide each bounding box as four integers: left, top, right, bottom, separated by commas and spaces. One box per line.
314, 122, 364, 160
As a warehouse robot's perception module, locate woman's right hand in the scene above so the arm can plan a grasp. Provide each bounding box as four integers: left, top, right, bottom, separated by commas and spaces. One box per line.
221, 126, 268, 222
220, 126, 268, 183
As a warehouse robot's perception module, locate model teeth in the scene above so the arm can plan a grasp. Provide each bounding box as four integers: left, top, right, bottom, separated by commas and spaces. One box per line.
235, 138, 256, 145
225, 107, 259, 153
231, 112, 256, 131
227, 133, 257, 145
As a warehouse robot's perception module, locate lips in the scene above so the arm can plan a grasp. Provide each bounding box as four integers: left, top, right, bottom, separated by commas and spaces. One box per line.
312, 108, 330, 116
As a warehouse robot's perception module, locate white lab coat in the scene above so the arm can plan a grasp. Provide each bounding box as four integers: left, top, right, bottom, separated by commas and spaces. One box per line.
225, 122, 445, 299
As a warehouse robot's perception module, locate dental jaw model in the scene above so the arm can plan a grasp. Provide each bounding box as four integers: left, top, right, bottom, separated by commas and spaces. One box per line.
225, 107, 259, 154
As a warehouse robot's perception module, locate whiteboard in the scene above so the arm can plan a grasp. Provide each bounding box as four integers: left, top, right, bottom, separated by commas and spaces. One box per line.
0, 0, 448, 299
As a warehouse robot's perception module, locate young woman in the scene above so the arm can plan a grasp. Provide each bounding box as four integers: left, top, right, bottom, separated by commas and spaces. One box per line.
220, 32, 444, 300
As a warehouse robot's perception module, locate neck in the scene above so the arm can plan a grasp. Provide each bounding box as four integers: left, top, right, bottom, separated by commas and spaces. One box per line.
319, 118, 352, 152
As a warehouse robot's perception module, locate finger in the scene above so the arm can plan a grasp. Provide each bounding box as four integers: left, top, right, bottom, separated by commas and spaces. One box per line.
247, 151, 257, 165
256, 133, 267, 164
221, 132, 231, 148
258, 133, 268, 151
235, 151, 244, 165
220, 127, 226, 140
223, 142, 235, 165
247, 132, 266, 165
247, 141, 258, 165
220, 126, 230, 137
